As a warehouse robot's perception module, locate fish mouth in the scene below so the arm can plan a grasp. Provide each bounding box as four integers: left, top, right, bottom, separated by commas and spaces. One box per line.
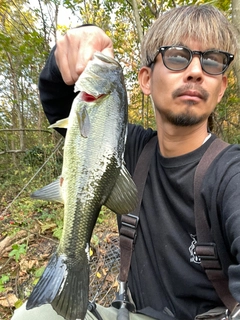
80, 91, 106, 102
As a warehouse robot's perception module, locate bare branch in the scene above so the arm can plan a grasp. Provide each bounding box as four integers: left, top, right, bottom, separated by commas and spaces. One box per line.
0, 150, 28, 155
0, 129, 52, 134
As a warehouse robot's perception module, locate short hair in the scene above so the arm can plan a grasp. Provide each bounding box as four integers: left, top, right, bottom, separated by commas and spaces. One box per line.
141, 5, 238, 67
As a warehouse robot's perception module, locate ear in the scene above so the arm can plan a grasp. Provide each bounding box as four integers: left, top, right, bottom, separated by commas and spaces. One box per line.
138, 67, 152, 95
217, 75, 228, 103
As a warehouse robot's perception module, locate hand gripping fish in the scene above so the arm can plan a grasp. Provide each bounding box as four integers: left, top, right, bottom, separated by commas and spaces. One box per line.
26, 53, 138, 320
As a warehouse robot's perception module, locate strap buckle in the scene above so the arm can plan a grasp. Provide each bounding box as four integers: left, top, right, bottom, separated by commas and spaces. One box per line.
121, 213, 139, 229
195, 243, 222, 270
120, 214, 139, 244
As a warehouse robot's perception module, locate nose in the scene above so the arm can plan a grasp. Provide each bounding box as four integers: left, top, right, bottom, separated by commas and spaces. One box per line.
184, 56, 203, 83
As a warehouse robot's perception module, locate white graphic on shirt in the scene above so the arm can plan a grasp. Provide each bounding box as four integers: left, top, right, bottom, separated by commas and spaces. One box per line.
189, 234, 201, 264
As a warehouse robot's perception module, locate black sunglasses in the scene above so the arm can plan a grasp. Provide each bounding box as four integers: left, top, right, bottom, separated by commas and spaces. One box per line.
148, 46, 234, 75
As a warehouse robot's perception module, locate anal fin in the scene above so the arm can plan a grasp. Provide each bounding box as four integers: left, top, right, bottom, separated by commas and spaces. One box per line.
31, 178, 63, 203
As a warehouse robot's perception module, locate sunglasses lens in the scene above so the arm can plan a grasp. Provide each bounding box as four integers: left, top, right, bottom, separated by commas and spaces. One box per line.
161, 47, 231, 75
163, 47, 191, 70
202, 51, 228, 74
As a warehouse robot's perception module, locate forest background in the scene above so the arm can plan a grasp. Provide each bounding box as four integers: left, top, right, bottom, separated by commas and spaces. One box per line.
0, 0, 240, 319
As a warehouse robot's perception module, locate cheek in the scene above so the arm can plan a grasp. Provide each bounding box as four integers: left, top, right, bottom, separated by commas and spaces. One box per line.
213, 77, 227, 103
214, 83, 225, 104
217, 85, 226, 103
150, 70, 171, 99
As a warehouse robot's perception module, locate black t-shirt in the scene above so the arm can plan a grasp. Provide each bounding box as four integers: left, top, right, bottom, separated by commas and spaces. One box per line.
124, 124, 240, 319
39, 49, 240, 320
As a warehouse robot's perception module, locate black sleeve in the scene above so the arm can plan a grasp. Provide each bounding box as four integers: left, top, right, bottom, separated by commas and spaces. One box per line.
38, 24, 98, 137
202, 145, 240, 302
38, 46, 77, 136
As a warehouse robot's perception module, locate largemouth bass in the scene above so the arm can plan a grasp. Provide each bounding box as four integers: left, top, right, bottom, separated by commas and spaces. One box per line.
26, 52, 138, 320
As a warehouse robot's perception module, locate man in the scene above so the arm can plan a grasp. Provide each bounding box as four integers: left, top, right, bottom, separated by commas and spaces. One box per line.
12, 4, 240, 320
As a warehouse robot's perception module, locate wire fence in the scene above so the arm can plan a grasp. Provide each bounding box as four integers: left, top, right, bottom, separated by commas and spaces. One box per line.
89, 234, 120, 306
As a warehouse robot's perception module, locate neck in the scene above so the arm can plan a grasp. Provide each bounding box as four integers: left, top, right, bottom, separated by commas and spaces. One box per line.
156, 121, 209, 157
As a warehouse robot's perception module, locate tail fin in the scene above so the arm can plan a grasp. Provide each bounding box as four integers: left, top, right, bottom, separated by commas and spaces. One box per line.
26, 252, 89, 320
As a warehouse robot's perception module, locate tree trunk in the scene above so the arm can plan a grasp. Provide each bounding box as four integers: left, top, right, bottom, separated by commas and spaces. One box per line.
131, 0, 143, 43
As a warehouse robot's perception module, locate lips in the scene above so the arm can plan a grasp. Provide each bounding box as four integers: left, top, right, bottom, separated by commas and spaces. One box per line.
172, 85, 209, 101
179, 90, 203, 99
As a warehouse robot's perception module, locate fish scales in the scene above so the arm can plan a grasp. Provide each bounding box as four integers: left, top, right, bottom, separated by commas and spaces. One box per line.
60, 95, 124, 255
26, 52, 138, 320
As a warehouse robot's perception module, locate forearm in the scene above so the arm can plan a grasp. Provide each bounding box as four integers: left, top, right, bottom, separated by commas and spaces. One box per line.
202, 146, 240, 303
222, 172, 240, 302
39, 46, 77, 136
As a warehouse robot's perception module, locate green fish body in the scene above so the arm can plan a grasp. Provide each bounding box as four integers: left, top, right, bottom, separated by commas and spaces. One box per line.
26, 53, 138, 320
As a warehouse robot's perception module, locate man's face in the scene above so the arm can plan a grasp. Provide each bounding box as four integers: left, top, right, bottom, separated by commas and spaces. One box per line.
139, 39, 228, 127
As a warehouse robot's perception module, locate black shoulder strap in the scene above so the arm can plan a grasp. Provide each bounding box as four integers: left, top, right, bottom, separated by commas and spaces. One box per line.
194, 138, 238, 311
119, 135, 158, 283
112, 136, 158, 314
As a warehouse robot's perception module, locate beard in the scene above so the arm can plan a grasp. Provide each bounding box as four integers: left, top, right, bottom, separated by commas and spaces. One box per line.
163, 103, 207, 127
161, 84, 210, 126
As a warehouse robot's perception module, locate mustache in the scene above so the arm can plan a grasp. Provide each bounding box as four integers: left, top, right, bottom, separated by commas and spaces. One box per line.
172, 84, 209, 101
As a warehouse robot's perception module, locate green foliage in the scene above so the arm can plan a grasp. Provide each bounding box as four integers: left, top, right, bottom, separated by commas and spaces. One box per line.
0, 137, 63, 215
0, 274, 10, 293
6, 197, 64, 236
97, 210, 105, 224
32, 266, 46, 286
34, 266, 45, 278
91, 234, 100, 246
210, 70, 240, 143
9, 244, 27, 262
52, 215, 64, 240
24, 146, 45, 167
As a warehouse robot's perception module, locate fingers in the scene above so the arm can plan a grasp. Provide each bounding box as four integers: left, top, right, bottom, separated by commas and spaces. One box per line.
55, 29, 82, 85
75, 44, 114, 75
54, 26, 114, 85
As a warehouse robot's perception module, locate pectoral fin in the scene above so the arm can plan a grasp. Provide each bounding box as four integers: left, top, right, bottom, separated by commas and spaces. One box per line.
105, 166, 138, 214
49, 118, 69, 129
77, 105, 91, 138
31, 178, 64, 203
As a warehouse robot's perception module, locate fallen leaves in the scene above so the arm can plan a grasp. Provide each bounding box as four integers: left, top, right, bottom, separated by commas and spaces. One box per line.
0, 292, 18, 308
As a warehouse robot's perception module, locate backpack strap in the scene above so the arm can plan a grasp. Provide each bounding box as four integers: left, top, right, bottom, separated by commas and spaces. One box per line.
119, 135, 158, 283
194, 138, 238, 311
112, 135, 158, 313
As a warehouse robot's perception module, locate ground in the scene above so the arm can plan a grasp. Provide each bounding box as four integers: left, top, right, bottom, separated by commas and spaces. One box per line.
0, 205, 119, 320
